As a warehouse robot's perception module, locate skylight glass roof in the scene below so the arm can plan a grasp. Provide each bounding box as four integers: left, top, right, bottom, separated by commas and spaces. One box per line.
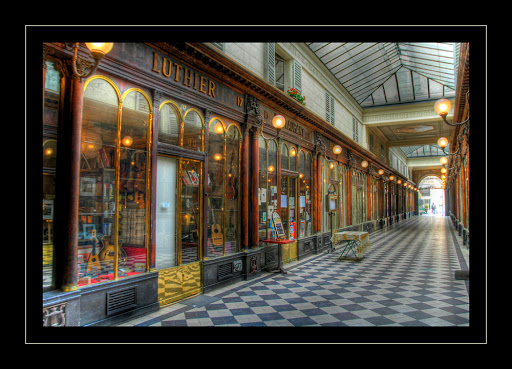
307, 42, 457, 107
400, 144, 448, 157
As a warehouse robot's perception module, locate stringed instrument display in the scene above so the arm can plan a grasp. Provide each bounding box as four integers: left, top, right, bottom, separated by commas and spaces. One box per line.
226, 150, 237, 200
210, 204, 223, 246
86, 236, 102, 275
98, 235, 127, 269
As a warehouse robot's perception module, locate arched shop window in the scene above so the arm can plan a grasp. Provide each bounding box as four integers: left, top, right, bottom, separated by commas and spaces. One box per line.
258, 137, 279, 242
78, 77, 152, 287
281, 144, 289, 170
155, 101, 204, 270
43, 59, 62, 291
289, 145, 297, 172
328, 161, 340, 231
298, 151, 313, 237
183, 109, 204, 151
339, 164, 347, 227
207, 119, 242, 257
158, 101, 180, 146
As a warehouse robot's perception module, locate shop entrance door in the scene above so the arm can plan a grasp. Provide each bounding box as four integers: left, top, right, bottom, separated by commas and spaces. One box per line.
280, 176, 297, 240
155, 155, 203, 306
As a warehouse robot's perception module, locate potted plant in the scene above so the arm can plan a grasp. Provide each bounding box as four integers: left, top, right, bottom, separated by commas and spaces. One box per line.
287, 88, 306, 106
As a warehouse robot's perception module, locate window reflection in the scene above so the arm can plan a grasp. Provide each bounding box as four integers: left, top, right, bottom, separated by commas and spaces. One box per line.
158, 103, 180, 146
78, 78, 119, 286
183, 110, 203, 151
207, 120, 241, 257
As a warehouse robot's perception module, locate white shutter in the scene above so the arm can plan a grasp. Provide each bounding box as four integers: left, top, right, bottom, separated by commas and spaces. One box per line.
325, 92, 335, 125
266, 43, 276, 85
326, 92, 331, 123
353, 117, 359, 142
293, 60, 302, 93
209, 42, 225, 52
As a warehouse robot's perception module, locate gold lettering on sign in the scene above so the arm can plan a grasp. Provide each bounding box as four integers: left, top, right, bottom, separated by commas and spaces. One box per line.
237, 96, 243, 107
199, 76, 207, 94
183, 67, 192, 87
174, 64, 182, 82
151, 51, 217, 99
285, 120, 304, 138
152, 52, 161, 73
162, 57, 172, 77
208, 80, 216, 97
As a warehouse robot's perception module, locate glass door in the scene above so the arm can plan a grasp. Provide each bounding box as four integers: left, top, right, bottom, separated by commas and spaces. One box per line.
156, 155, 203, 306
280, 176, 297, 240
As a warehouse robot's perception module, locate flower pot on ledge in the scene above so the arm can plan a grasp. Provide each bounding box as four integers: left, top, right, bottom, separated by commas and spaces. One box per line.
287, 88, 306, 106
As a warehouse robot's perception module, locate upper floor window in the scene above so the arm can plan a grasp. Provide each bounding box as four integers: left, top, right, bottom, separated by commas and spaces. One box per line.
266, 43, 302, 94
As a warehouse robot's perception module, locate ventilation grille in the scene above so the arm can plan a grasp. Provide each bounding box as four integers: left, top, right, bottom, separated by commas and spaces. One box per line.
265, 251, 276, 264
218, 263, 233, 280
107, 287, 137, 316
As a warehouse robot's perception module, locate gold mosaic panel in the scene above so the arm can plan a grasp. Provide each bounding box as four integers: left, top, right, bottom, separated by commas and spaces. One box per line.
282, 241, 298, 264
158, 262, 202, 306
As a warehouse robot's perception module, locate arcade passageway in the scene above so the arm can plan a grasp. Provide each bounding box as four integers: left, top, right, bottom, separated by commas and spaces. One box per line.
117, 215, 469, 328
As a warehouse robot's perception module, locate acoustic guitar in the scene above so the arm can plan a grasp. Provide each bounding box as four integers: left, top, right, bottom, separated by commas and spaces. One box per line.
86, 236, 102, 275
210, 206, 223, 246
98, 235, 127, 268
226, 150, 236, 200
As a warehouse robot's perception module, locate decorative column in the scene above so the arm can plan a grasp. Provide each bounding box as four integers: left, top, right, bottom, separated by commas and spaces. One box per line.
250, 126, 260, 248
312, 151, 318, 233
241, 124, 250, 249
149, 90, 162, 269
54, 66, 85, 292
346, 151, 353, 225
315, 152, 321, 233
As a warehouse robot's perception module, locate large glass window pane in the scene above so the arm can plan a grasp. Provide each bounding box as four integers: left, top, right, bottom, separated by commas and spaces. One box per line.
183, 110, 203, 151
281, 144, 289, 170
43, 60, 60, 291
268, 140, 278, 237
43, 173, 56, 290
207, 119, 225, 257
78, 78, 118, 286
289, 146, 297, 172
180, 159, 201, 263
158, 103, 180, 146
305, 153, 312, 236
258, 136, 267, 242
155, 156, 177, 269
118, 90, 150, 279
225, 125, 241, 255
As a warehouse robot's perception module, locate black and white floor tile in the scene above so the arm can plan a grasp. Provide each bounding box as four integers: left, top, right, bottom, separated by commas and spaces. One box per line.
118, 216, 469, 327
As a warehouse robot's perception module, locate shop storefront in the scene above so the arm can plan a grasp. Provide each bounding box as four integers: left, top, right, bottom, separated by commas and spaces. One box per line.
41, 42, 419, 326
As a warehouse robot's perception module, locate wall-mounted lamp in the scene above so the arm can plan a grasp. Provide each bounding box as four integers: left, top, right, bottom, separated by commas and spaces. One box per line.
434, 98, 470, 127
440, 167, 447, 174
397, 179, 402, 184
378, 169, 384, 176
290, 147, 297, 157
361, 160, 368, 168
260, 114, 286, 140
68, 42, 113, 79
435, 96, 470, 159
437, 137, 449, 148
332, 145, 342, 155
440, 156, 448, 165
389, 175, 395, 181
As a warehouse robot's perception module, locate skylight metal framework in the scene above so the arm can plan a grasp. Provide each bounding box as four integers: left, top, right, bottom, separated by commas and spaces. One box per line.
307, 42, 457, 107
400, 144, 448, 158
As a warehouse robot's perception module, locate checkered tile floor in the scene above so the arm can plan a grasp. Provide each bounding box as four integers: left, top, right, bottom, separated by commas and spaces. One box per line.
117, 216, 469, 327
